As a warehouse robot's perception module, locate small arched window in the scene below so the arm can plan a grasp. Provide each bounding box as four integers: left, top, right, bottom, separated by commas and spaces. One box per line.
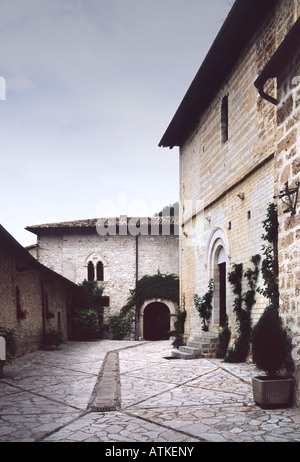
96, 261, 104, 282
87, 261, 95, 282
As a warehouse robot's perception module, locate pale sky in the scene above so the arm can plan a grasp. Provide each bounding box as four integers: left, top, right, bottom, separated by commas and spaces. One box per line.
0, 0, 232, 246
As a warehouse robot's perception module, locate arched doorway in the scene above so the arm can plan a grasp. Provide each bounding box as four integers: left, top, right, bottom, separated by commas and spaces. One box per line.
143, 302, 170, 340
216, 247, 227, 327
207, 227, 231, 328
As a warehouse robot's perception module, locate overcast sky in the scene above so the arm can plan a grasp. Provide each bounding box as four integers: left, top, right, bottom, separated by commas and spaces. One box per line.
0, 0, 232, 246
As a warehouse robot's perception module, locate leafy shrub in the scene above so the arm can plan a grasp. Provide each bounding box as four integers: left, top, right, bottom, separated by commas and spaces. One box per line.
71, 280, 104, 340
72, 308, 100, 340
252, 307, 291, 376
43, 328, 64, 347
169, 308, 186, 349
194, 280, 214, 332
109, 311, 134, 340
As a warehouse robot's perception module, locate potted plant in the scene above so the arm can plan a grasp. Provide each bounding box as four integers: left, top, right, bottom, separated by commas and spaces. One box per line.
251, 203, 294, 408
251, 306, 293, 408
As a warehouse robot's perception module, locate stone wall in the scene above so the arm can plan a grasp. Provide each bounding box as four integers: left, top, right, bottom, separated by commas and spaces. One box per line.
35, 227, 179, 321
181, 158, 275, 339
179, 0, 300, 340
276, 45, 300, 406
0, 231, 75, 357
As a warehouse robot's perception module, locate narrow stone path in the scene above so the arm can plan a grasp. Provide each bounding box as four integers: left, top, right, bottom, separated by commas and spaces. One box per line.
89, 351, 120, 412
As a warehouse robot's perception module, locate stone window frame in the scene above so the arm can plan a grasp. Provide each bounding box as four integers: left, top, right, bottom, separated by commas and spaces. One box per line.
206, 226, 231, 326
86, 253, 107, 283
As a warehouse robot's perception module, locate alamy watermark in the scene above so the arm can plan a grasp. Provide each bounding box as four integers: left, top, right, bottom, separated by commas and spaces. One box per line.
95, 194, 205, 245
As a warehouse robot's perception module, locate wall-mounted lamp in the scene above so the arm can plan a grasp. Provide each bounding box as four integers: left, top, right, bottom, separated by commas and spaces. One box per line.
275, 181, 299, 216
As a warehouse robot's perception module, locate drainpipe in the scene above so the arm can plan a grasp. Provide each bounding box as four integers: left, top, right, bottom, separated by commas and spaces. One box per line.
254, 80, 277, 106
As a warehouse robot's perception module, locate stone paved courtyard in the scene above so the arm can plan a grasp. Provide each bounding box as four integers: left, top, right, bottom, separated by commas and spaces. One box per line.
0, 340, 300, 443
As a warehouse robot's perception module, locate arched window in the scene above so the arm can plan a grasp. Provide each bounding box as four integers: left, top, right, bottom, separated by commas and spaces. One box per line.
86, 255, 106, 282
96, 261, 104, 281
87, 261, 95, 282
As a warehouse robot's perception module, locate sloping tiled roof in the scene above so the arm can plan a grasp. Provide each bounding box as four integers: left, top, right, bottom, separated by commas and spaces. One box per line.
0, 224, 80, 290
159, 0, 275, 148
26, 216, 179, 235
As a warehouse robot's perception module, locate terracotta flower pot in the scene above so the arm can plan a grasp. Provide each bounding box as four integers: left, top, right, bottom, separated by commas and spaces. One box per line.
252, 376, 293, 408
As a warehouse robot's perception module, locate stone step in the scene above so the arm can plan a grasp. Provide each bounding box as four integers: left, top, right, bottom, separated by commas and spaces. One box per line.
186, 341, 211, 349
171, 333, 219, 360
193, 335, 218, 342
179, 345, 202, 356
171, 349, 197, 359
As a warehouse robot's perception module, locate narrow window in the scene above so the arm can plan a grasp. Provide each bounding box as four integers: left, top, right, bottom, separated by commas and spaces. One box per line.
97, 261, 104, 281
16, 286, 21, 319
221, 95, 229, 144
87, 261, 95, 281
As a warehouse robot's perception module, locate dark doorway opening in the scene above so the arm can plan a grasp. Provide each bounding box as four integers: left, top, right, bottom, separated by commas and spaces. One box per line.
143, 302, 170, 340
219, 262, 227, 327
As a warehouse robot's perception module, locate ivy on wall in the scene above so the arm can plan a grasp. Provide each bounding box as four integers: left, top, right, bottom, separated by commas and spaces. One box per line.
257, 202, 279, 309
224, 203, 279, 363
109, 271, 179, 340
194, 279, 214, 332
225, 255, 261, 363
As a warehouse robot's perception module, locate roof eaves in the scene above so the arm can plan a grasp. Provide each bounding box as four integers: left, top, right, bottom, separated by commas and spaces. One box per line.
159, 0, 276, 149
0, 225, 79, 290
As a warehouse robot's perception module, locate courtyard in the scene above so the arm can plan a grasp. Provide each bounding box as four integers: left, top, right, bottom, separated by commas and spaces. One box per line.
0, 339, 300, 444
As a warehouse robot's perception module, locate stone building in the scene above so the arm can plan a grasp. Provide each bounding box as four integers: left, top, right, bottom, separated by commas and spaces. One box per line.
0, 224, 79, 357
159, 0, 300, 403
26, 216, 180, 340
255, 14, 300, 406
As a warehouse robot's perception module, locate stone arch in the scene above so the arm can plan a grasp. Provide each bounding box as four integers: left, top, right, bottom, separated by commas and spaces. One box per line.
85, 253, 108, 282
138, 298, 178, 340
206, 227, 231, 328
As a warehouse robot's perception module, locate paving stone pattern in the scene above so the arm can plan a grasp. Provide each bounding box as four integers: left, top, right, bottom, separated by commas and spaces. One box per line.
0, 340, 300, 442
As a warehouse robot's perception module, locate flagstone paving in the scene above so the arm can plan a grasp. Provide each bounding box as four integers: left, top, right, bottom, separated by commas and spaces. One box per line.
0, 339, 300, 443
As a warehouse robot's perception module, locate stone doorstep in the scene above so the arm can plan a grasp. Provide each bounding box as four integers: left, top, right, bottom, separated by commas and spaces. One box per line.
171, 350, 197, 360
171, 333, 219, 360
187, 341, 212, 349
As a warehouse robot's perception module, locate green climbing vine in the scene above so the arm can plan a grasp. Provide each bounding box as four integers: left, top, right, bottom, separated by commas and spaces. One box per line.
216, 315, 231, 359
108, 271, 179, 340
194, 279, 214, 332
257, 202, 279, 309
225, 254, 261, 363
169, 307, 187, 349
